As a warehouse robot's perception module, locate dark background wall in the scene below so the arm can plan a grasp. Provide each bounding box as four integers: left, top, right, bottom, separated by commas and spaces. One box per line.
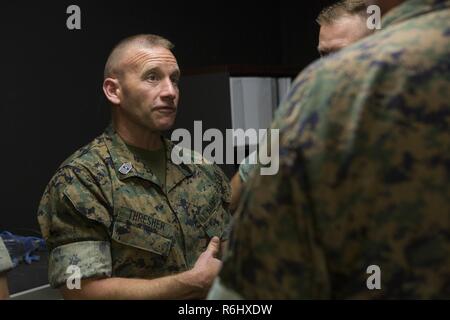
0, 0, 336, 235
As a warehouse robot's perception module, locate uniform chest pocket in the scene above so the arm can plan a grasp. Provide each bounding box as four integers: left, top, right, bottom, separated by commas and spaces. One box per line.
197, 197, 231, 240
111, 207, 174, 257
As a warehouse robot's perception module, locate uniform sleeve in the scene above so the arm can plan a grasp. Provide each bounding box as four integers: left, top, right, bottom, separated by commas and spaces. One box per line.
0, 238, 13, 274
219, 148, 330, 299
37, 165, 113, 288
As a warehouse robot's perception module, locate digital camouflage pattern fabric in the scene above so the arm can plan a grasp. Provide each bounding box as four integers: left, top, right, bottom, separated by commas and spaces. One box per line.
38, 125, 231, 288
219, 0, 450, 299
0, 238, 13, 274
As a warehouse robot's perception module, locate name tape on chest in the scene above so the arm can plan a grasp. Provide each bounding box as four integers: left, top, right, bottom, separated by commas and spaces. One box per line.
128, 209, 167, 233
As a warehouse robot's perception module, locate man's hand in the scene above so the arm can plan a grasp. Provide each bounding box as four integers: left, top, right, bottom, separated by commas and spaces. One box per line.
185, 237, 223, 297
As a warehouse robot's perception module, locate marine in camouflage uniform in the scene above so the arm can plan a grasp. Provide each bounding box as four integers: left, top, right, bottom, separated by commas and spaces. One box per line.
216, 0, 450, 299
227, 0, 372, 215
38, 33, 231, 295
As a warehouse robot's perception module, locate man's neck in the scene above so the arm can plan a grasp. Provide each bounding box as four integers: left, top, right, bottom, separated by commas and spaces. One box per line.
113, 118, 163, 151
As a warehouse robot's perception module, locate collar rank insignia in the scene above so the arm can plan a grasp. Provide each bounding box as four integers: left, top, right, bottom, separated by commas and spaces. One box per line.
119, 162, 133, 175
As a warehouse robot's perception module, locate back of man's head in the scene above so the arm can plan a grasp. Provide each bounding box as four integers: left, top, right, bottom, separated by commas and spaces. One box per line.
104, 34, 174, 79
317, 0, 368, 26
317, 0, 373, 57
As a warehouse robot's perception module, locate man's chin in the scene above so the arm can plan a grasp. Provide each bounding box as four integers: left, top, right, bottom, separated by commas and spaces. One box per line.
154, 119, 175, 132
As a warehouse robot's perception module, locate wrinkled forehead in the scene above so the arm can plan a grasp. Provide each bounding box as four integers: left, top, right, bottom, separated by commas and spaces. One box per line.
121, 46, 179, 74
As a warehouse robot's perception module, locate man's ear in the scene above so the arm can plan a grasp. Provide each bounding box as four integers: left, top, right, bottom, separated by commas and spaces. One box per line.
103, 78, 121, 105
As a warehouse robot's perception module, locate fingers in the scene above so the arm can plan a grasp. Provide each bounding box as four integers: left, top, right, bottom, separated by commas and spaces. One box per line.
206, 236, 220, 257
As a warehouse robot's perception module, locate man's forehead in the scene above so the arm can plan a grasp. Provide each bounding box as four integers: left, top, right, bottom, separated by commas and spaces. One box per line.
122, 46, 179, 71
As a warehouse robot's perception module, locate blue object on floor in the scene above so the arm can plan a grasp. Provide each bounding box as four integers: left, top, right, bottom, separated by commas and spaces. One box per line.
0, 231, 46, 268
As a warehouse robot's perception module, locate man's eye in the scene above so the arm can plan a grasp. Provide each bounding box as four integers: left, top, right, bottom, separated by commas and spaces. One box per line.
146, 73, 158, 81
171, 77, 180, 85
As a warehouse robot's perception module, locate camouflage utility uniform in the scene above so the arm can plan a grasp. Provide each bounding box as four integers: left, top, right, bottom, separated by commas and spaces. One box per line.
38, 125, 231, 288
218, 0, 450, 299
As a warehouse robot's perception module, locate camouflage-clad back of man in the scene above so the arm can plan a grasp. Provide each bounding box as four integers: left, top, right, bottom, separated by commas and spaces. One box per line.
219, 0, 450, 299
38, 125, 231, 288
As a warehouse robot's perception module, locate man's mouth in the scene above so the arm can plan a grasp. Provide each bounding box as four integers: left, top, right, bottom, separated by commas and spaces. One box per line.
154, 106, 176, 114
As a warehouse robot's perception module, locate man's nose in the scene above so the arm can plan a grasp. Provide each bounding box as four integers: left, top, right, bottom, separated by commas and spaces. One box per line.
160, 78, 177, 100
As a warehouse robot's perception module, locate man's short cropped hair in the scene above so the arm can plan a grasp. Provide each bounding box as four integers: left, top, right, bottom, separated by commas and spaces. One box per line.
316, 0, 368, 26
104, 34, 174, 79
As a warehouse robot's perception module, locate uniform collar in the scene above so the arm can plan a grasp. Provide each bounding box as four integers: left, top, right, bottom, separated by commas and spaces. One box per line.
103, 124, 192, 193
381, 0, 450, 29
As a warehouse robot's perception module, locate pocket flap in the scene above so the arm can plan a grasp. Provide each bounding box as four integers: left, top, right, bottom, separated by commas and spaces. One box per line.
201, 204, 231, 240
